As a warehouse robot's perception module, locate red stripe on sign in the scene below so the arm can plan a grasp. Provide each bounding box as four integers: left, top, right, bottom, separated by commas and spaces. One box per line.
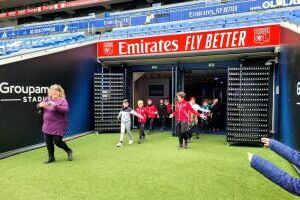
97, 25, 281, 58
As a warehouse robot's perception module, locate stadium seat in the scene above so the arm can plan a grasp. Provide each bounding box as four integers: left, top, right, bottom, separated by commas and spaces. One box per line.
293, 10, 300, 17
100, 7, 300, 40
225, 17, 237, 24
2, 1, 300, 58
0, 45, 6, 55
0, 32, 89, 58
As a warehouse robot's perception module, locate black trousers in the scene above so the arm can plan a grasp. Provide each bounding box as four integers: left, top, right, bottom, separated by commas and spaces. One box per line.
159, 115, 166, 129
211, 113, 221, 129
148, 118, 154, 131
139, 123, 145, 140
44, 134, 71, 159
188, 122, 199, 139
165, 115, 171, 128
187, 126, 194, 139
176, 121, 189, 146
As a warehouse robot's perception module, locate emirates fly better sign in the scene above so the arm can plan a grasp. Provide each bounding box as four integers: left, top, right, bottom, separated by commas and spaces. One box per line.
97, 25, 281, 58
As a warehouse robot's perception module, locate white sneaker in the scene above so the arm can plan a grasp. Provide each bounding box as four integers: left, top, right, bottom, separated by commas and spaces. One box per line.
129, 140, 134, 145
116, 142, 123, 147
247, 152, 253, 162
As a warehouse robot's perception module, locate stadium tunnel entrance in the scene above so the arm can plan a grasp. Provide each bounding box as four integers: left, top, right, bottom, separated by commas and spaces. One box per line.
129, 67, 228, 133
99, 51, 278, 140
132, 67, 227, 133
132, 71, 172, 131
184, 69, 227, 133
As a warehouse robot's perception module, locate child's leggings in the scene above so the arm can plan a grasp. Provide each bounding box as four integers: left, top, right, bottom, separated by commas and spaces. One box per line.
120, 121, 133, 142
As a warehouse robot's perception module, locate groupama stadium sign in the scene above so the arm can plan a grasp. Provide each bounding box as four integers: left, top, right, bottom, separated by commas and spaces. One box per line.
0, 82, 48, 103
97, 25, 280, 59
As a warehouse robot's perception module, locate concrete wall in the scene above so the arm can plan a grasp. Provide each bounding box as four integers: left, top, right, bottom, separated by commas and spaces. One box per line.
133, 76, 170, 107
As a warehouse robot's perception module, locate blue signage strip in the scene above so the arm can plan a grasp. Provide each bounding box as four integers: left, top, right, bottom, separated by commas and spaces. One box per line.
183, 0, 300, 20
131, 0, 300, 25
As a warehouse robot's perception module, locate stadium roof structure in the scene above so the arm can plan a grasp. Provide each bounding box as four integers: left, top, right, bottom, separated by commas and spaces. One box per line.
0, 0, 134, 20
0, 0, 51, 10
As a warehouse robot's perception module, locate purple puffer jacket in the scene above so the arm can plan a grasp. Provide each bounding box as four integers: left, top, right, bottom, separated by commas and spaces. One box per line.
37, 97, 69, 136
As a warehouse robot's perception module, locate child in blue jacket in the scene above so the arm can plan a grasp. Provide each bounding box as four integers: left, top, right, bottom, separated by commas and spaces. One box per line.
248, 138, 300, 196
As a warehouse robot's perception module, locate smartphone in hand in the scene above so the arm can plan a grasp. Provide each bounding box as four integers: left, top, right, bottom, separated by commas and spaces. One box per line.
47, 101, 55, 107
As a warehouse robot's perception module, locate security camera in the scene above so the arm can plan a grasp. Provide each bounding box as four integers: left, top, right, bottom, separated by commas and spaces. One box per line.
265, 58, 278, 66
265, 61, 272, 66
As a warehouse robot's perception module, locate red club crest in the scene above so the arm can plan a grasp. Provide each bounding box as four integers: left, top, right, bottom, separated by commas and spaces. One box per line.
103, 42, 114, 56
254, 27, 270, 44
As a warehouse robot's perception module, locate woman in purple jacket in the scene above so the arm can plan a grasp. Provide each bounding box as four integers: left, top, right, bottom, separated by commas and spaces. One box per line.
38, 84, 73, 164
248, 138, 300, 196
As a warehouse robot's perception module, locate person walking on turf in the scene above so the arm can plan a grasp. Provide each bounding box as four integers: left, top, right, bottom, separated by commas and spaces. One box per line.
248, 138, 300, 196
146, 98, 158, 134
116, 99, 144, 147
158, 98, 167, 131
37, 84, 73, 164
165, 99, 172, 115
169, 92, 201, 150
164, 98, 172, 128
135, 100, 148, 144
188, 97, 210, 140
210, 98, 222, 132
200, 100, 210, 131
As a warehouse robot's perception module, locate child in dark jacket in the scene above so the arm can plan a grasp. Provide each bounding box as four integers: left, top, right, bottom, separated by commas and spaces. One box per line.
248, 138, 300, 196
158, 98, 167, 131
135, 100, 148, 144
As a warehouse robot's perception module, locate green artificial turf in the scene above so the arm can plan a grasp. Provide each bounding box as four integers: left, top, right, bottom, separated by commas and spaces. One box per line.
0, 131, 298, 200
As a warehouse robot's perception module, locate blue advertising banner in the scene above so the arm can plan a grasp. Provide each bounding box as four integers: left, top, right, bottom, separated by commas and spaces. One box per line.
89, 17, 130, 28
28, 25, 59, 35
133, 0, 300, 25
177, 0, 300, 20
16, 29, 29, 37
0, 31, 8, 39
6, 30, 16, 39
68, 23, 79, 32
249, 0, 300, 11
102, 17, 130, 27
0, 23, 83, 39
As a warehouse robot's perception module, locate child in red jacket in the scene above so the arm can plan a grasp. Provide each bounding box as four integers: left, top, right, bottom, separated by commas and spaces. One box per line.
135, 100, 148, 144
165, 99, 172, 115
164, 98, 172, 128
146, 98, 158, 134
170, 92, 200, 149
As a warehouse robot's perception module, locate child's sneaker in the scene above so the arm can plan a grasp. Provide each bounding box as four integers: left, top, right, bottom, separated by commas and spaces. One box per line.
116, 141, 123, 147
178, 145, 184, 150
138, 137, 143, 144
129, 140, 134, 145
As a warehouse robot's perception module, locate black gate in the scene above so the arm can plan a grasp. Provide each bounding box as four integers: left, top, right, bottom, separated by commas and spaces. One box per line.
171, 63, 185, 136
226, 60, 273, 144
94, 73, 125, 133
